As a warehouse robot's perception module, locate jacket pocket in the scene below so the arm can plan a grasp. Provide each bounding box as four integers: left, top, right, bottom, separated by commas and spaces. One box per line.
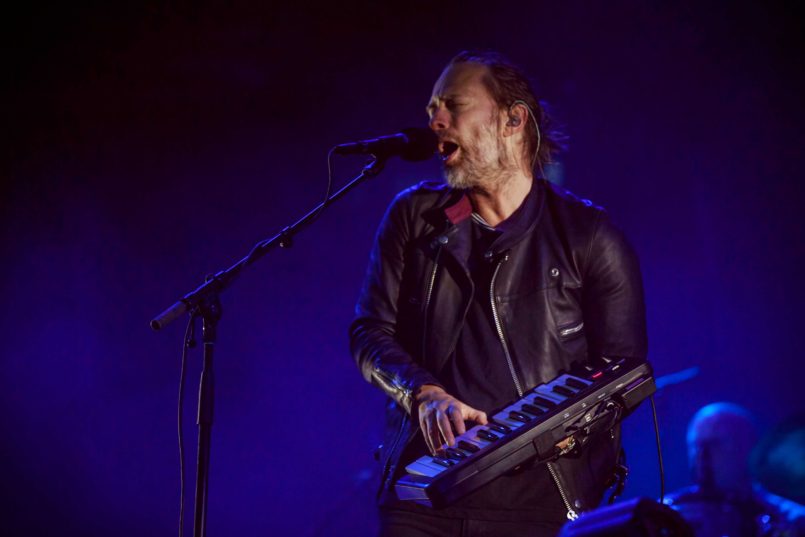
558, 320, 584, 339
557, 320, 587, 363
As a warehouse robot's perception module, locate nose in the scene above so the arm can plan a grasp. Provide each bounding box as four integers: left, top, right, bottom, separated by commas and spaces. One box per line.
429, 108, 449, 132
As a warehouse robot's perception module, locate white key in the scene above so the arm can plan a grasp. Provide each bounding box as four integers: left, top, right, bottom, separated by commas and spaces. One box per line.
451, 425, 490, 450
405, 458, 448, 477
533, 385, 567, 403
565, 373, 592, 388
493, 402, 529, 427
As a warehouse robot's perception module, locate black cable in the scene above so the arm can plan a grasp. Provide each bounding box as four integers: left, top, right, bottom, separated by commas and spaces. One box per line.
649, 394, 665, 503
322, 147, 335, 210
178, 313, 196, 537
292, 146, 335, 227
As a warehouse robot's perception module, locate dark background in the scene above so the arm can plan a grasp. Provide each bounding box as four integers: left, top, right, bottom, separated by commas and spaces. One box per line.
2, 2, 803, 535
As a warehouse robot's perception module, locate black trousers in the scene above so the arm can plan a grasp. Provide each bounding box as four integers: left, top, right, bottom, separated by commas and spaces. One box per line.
379, 508, 566, 537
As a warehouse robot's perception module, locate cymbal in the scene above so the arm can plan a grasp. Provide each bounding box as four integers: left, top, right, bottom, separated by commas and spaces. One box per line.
750, 413, 805, 504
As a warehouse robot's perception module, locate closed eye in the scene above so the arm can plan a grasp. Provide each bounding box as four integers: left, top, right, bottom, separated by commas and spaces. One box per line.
426, 96, 464, 117
445, 99, 463, 111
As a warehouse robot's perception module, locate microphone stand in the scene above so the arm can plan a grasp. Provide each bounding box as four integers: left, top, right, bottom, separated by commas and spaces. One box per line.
151, 155, 387, 537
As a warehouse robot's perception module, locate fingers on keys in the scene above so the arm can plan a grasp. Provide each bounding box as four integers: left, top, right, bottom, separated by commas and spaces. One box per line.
421, 400, 488, 455
467, 407, 488, 426
422, 412, 441, 455
449, 405, 466, 436
436, 406, 456, 449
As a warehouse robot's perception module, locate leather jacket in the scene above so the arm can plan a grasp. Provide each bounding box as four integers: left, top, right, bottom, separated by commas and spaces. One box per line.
350, 178, 648, 518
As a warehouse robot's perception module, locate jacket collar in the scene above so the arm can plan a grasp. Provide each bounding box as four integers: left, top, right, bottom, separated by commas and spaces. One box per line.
437, 179, 546, 258
444, 194, 473, 224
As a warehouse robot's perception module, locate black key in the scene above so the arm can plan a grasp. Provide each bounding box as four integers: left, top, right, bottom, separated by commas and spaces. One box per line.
565, 377, 588, 390
521, 403, 544, 416
532, 396, 556, 408
509, 410, 532, 423
432, 457, 455, 468
553, 384, 575, 397
477, 429, 499, 442
446, 448, 467, 460
458, 440, 480, 453
488, 421, 511, 434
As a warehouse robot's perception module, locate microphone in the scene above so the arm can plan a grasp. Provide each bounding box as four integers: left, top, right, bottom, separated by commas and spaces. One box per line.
333, 127, 438, 161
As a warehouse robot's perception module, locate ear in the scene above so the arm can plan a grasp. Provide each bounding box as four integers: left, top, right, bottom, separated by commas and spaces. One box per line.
502, 102, 527, 137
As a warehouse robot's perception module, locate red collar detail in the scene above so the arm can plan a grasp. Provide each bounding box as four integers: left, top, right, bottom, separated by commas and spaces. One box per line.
444, 194, 472, 224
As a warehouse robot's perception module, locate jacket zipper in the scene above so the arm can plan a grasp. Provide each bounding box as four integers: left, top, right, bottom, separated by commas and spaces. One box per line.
490, 253, 579, 520
421, 248, 441, 363
381, 249, 442, 492
489, 254, 524, 398
547, 461, 579, 520
380, 414, 409, 494
381, 247, 442, 495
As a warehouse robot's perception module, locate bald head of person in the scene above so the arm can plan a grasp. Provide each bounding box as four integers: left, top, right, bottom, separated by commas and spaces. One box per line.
687, 402, 758, 497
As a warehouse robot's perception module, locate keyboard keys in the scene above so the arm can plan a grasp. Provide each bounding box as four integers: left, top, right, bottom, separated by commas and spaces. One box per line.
493, 413, 526, 429
432, 457, 455, 468
553, 384, 576, 397
458, 440, 480, 453
488, 421, 511, 434
407, 371, 597, 479
509, 410, 532, 423
521, 403, 544, 416
565, 377, 588, 390
532, 396, 556, 408
405, 459, 445, 477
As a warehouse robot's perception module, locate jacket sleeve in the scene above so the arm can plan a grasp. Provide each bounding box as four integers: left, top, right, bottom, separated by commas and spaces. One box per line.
582, 212, 648, 363
349, 191, 443, 415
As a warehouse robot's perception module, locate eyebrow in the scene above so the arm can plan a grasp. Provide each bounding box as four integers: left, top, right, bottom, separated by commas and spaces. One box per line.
425, 93, 462, 114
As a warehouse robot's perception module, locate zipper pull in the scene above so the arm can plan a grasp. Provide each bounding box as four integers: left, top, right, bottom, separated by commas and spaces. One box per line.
484, 250, 511, 263
430, 235, 449, 249
566, 509, 579, 521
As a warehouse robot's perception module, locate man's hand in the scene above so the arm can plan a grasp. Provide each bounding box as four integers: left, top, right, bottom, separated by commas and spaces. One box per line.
414, 385, 488, 455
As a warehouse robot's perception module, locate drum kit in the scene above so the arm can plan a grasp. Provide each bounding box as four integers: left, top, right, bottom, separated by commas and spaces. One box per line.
562, 370, 804, 537
663, 403, 804, 537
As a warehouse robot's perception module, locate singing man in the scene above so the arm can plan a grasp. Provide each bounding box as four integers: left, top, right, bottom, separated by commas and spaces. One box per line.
350, 50, 648, 537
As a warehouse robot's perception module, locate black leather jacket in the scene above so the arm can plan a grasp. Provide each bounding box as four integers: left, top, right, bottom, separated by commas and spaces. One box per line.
350, 178, 648, 518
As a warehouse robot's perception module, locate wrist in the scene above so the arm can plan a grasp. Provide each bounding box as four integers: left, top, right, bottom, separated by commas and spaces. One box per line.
413, 383, 445, 404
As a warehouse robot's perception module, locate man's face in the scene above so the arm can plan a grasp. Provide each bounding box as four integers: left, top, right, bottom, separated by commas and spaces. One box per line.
427, 62, 517, 189
688, 413, 754, 494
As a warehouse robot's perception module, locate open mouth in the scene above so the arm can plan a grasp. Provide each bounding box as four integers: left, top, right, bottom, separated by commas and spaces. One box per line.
439, 141, 459, 163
